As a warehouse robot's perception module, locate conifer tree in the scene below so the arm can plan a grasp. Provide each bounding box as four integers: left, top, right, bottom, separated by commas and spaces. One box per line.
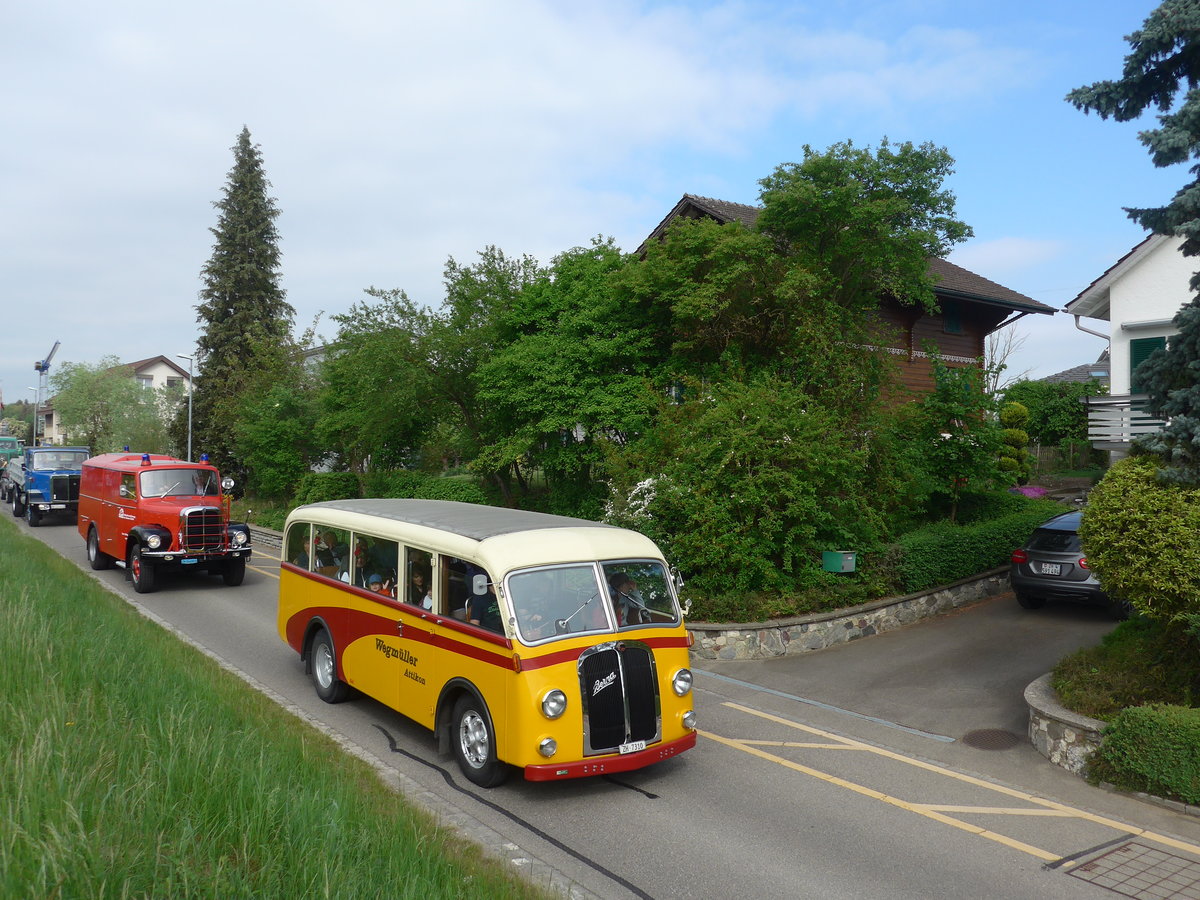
1068, 1, 1200, 484
192, 126, 293, 479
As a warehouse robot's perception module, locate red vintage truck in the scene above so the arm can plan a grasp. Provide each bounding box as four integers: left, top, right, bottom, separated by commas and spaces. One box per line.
78, 452, 252, 593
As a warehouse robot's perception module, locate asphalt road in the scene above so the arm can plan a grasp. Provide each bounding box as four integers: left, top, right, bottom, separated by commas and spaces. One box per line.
17, 511, 1200, 900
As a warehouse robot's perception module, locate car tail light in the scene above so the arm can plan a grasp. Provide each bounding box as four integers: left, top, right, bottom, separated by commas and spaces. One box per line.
1011, 549, 1028, 564
1079, 557, 1089, 570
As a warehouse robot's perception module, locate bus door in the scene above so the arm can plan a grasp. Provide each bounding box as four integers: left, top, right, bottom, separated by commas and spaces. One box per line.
390, 545, 439, 728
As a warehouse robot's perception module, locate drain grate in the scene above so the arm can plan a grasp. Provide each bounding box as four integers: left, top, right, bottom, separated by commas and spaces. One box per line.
1071, 840, 1200, 898
961, 729, 1021, 750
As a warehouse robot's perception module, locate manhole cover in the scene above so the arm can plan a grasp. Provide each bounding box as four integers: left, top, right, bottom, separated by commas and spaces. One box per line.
961, 729, 1021, 750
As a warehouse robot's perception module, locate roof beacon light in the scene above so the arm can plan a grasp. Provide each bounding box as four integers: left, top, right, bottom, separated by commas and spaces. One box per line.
141, 454, 151, 466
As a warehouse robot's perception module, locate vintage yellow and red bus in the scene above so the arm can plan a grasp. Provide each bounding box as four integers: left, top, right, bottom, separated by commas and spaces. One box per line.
277, 499, 696, 786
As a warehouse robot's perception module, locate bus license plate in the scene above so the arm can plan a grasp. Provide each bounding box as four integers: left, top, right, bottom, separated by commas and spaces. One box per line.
619, 740, 646, 755
1040, 563, 1061, 576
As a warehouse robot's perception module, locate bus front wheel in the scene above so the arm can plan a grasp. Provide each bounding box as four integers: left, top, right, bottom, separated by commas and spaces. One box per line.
310, 630, 350, 703
452, 694, 508, 788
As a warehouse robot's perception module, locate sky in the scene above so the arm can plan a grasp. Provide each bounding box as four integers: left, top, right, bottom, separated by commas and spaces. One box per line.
0, 0, 1182, 414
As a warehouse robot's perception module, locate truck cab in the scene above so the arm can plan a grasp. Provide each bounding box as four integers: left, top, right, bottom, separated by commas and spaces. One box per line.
77, 452, 252, 593
7, 446, 88, 526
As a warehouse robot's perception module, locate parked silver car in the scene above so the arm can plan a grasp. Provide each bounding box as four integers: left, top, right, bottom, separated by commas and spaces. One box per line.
1010, 510, 1128, 618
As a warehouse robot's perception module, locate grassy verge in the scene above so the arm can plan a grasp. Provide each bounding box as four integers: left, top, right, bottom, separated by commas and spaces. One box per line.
0, 516, 547, 899
1051, 616, 1200, 721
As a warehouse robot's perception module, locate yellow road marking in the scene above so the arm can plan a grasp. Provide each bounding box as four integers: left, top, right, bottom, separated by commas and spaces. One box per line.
248, 562, 279, 580
916, 805, 1077, 817
712, 701, 1200, 863
740, 740, 859, 750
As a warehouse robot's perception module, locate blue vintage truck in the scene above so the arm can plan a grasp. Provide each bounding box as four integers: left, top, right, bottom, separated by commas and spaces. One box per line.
4, 446, 89, 526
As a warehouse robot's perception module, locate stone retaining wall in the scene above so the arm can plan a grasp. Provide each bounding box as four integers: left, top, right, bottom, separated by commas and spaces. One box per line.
1024, 673, 1105, 776
687, 568, 1010, 660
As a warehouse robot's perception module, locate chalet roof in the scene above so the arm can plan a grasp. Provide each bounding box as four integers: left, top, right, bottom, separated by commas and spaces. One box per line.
1039, 349, 1110, 385
1065, 233, 1172, 321
641, 194, 1055, 316
122, 355, 191, 379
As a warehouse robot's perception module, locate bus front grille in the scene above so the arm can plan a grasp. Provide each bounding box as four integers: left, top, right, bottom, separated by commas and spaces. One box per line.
579, 642, 661, 755
180, 507, 224, 551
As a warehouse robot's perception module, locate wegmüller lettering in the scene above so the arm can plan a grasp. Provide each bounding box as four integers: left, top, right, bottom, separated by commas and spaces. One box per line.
374, 637, 417, 666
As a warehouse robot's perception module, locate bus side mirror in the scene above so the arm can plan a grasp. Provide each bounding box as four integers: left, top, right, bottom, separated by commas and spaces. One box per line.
472, 574, 488, 596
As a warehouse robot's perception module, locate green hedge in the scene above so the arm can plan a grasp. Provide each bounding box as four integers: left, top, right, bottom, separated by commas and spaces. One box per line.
294, 472, 361, 505
1089, 704, 1200, 804
892, 499, 1063, 593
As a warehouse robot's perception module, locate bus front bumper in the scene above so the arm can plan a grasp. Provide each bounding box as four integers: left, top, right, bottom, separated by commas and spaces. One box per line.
522, 731, 696, 781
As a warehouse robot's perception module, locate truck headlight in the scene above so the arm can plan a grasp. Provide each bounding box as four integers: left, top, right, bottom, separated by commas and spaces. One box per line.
672, 668, 693, 696
232, 529, 248, 546
541, 689, 567, 719
146, 534, 162, 550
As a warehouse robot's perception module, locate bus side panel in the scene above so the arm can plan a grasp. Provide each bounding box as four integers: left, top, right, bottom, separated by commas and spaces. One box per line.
340, 601, 439, 724
432, 621, 514, 758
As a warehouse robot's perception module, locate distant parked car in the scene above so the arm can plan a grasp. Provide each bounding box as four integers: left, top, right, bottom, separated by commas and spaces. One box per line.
1010, 510, 1129, 619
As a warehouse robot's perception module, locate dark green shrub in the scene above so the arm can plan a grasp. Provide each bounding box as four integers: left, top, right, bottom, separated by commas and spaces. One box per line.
1080, 454, 1200, 620
361, 469, 425, 498
1089, 705, 1200, 804
894, 499, 1063, 593
413, 478, 488, 504
294, 472, 361, 505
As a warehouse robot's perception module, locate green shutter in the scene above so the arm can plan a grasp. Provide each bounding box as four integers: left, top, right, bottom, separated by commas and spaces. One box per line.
1129, 336, 1166, 393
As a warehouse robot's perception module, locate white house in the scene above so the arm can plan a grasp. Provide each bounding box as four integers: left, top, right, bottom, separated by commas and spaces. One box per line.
1065, 234, 1189, 449
40, 355, 191, 445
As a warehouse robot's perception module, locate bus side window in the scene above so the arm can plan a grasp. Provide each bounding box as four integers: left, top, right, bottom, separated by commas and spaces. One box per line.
440, 557, 469, 621
364, 536, 399, 597
285, 523, 312, 570
403, 547, 433, 611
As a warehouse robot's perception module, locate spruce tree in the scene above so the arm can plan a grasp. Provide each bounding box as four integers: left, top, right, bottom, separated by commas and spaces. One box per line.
192, 126, 293, 480
1068, 1, 1200, 484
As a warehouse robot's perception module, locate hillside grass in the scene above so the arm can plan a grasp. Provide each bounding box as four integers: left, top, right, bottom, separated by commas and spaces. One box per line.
0, 515, 547, 900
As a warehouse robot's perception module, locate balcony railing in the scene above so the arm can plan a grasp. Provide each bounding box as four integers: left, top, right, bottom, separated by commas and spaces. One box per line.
1084, 393, 1166, 449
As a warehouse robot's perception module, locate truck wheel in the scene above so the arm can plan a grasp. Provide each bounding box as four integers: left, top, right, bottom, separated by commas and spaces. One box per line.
87, 527, 113, 570
11, 491, 24, 517
310, 630, 351, 703
222, 557, 246, 586
26, 504, 41, 527
452, 694, 509, 787
130, 544, 157, 594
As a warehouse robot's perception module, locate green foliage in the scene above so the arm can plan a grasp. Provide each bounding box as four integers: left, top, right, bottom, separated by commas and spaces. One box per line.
1134, 299, 1200, 484
294, 472, 360, 505
1080, 455, 1200, 621
359, 469, 488, 505
235, 379, 319, 500
605, 375, 902, 597
48, 356, 176, 454
998, 401, 1028, 429
193, 127, 294, 482
1001, 427, 1029, 447
1, 417, 29, 441
412, 478, 488, 504
915, 355, 1005, 516
1089, 704, 1200, 804
1053, 616, 1200, 720
892, 498, 1063, 593
1002, 379, 1104, 445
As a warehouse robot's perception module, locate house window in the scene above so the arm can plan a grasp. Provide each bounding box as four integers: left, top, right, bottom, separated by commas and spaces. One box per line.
166, 377, 183, 390
1129, 336, 1166, 393
941, 300, 962, 335
137, 375, 154, 390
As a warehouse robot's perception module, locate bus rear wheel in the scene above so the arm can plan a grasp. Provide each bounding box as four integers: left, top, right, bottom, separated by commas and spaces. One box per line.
452, 694, 508, 788
310, 630, 351, 703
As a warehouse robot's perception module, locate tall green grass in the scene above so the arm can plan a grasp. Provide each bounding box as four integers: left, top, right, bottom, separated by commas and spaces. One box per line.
0, 517, 546, 899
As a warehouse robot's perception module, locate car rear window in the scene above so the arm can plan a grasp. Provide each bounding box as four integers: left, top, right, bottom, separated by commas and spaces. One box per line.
1027, 528, 1081, 553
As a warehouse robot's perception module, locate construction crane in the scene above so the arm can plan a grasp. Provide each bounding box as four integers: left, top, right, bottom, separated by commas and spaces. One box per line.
31, 341, 59, 446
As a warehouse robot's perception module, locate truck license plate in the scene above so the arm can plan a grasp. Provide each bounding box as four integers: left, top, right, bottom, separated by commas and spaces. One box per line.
181, 558, 199, 565
619, 740, 646, 755
1040, 563, 1061, 576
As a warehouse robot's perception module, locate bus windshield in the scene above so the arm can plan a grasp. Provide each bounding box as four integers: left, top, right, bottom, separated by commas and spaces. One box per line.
507, 559, 680, 643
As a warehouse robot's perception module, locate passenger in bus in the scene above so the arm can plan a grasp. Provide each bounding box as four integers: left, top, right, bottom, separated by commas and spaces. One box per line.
293, 536, 312, 569
367, 573, 394, 597
408, 564, 432, 610
467, 567, 503, 633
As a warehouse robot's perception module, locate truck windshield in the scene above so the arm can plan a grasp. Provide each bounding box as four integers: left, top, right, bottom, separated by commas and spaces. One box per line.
30, 451, 88, 470
507, 560, 680, 644
140, 468, 219, 498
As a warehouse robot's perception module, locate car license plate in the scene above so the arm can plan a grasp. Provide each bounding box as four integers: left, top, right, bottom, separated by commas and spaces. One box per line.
1040, 563, 1061, 576
619, 740, 646, 755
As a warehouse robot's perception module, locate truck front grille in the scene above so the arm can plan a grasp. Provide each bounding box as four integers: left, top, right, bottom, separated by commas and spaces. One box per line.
578, 642, 661, 755
50, 474, 80, 502
180, 507, 224, 551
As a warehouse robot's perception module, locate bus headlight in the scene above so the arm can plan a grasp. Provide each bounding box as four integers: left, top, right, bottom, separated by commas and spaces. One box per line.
683, 710, 697, 730
146, 534, 162, 550
538, 737, 558, 758
672, 668, 693, 696
541, 689, 567, 719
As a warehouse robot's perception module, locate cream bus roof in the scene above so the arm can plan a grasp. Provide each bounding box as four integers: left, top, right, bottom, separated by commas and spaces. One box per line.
288, 499, 663, 570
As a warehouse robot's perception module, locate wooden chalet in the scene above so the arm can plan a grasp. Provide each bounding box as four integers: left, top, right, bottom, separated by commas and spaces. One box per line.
643, 194, 1056, 398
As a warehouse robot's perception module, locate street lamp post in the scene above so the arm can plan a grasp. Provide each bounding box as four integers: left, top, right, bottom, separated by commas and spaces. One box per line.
176, 353, 193, 462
